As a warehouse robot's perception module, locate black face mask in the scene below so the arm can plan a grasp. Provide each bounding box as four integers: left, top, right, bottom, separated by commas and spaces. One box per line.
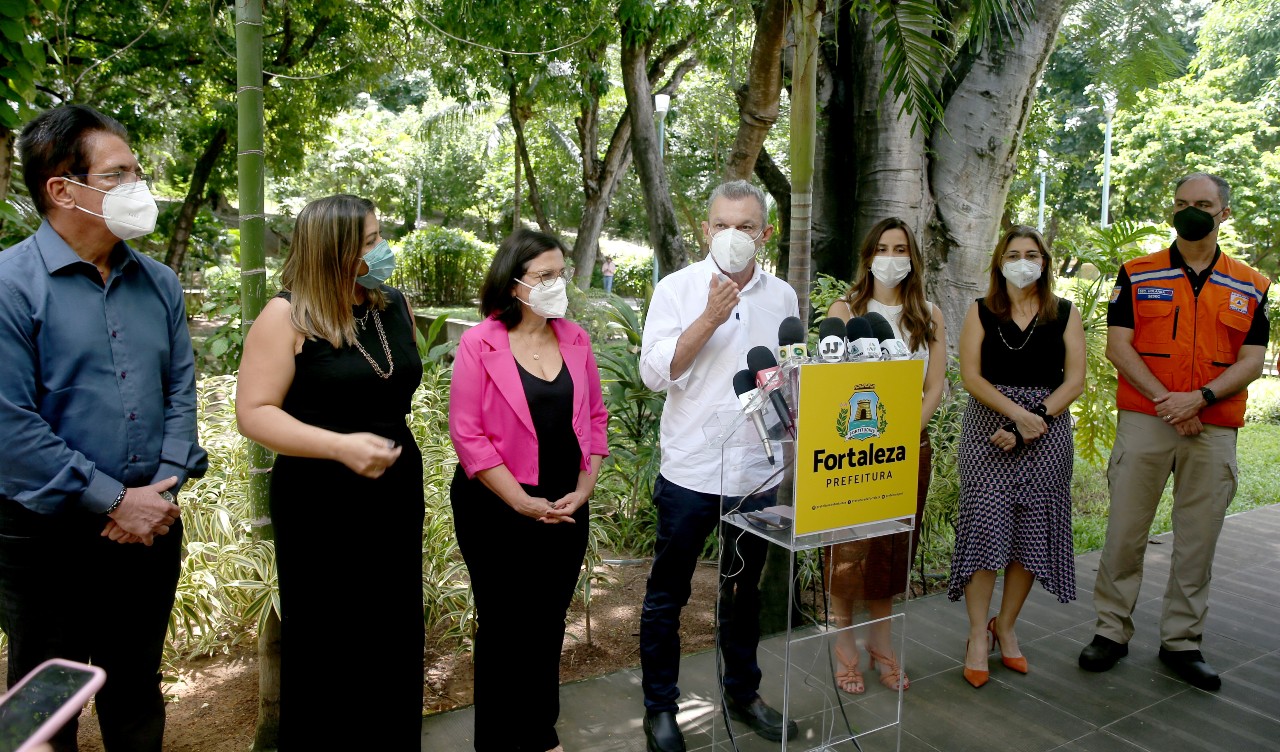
1172, 206, 1221, 242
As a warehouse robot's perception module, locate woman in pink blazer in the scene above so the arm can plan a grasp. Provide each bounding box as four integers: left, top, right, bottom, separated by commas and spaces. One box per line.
449, 229, 609, 752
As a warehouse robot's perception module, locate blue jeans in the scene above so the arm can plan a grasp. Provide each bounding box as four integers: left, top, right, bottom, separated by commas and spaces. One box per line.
602, 275, 614, 294
639, 475, 773, 713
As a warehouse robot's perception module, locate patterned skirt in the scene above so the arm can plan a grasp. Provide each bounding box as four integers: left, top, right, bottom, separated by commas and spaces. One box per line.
947, 385, 1076, 603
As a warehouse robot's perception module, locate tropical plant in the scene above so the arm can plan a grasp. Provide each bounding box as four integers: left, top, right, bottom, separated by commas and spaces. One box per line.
591, 296, 666, 554
917, 361, 966, 588
1059, 221, 1160, 464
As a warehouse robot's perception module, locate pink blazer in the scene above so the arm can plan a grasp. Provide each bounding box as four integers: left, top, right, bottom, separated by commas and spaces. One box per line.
449, 316, 609, 485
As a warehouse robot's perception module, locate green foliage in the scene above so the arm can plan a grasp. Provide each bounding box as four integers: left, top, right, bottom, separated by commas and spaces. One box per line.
590, 297, 665, 554
917, 362, 965, 583
809, 273, 847, 327
0, 0, 56, 130
190, 258, 283, 377
1245, 377, 1280, 425
390, 225, 495, 306
1060, 222, 1161, 464
166, 377, 277, 662
608, 252, 655, 298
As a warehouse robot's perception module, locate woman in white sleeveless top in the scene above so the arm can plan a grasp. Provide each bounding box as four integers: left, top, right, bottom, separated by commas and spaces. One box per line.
824, 217, 947, 693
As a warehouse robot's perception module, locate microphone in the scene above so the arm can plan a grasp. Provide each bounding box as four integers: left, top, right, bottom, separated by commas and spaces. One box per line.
733, 369, 775, 465
777, 316, 808, 365
845, 317, 880, 363
817, 317, 847, 362
747, 345, 795, 434
863, 311, 911, 360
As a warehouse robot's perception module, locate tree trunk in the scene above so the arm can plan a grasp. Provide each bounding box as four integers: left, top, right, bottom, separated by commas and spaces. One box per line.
788, 0, 822, 324
724, 0, 788, 181
512, 122, 522, 232
620, 30, 688, 277
755, 145, 792, 281
507, 65, 551, 236
236, 1, 279, 748
165, 126, 229, 272
925, 0, 1070, 347
0, 126, 12, 204
814, 8, 930, 286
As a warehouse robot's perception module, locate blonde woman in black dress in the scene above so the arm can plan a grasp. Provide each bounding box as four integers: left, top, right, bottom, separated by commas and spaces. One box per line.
237, 195, 424, 747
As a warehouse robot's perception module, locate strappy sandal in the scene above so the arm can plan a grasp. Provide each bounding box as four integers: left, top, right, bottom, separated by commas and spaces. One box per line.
867, 646, 910, 691
833, 645, 865, 694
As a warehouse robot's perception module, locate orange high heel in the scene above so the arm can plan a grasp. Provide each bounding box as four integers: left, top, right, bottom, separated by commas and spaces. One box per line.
988, 616, 1028, 674
963, 639, 989, 688
963, 628, 991, 688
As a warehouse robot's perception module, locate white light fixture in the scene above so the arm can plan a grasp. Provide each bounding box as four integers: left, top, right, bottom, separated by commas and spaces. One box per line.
654, 93, 670, 114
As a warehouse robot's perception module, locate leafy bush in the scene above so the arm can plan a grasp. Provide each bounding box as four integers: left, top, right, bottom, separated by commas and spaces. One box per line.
391, 225, 494, 306
809, 272, 849, 329
609, 253, 656, 298
1246, 377, 1280, 425
190, 258, 283, 377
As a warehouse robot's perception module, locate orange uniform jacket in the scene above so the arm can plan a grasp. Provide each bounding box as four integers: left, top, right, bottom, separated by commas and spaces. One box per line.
1115, 248, 1270, 427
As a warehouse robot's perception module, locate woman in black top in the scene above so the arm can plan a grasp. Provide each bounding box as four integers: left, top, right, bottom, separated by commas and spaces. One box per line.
449, 229, 609, 752
236, 195, 425, 747
949, 226, 1085, 688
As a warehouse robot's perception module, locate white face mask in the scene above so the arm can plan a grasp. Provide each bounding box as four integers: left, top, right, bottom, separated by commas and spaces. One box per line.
514, 276, 568, 319
870, 256, 912, 288
65, 179, 159, 240
709, 228, 760, 274
1002, 259, 1043, 290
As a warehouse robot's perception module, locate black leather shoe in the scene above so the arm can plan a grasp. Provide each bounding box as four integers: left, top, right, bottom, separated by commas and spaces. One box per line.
1159, 648, 1221, 691
727, 695, 798, 742
1079, 635, 1128, 672
643, 710, 686, 752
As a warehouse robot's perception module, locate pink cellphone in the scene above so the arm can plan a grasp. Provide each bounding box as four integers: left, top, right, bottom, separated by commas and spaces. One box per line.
0, 658, 106, 752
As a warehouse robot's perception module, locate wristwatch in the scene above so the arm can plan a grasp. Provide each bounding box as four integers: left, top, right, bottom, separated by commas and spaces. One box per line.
1200, 386, 1217, 406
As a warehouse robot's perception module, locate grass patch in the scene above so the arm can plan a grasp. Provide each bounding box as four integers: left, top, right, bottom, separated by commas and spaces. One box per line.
1071, 422, 1280, 554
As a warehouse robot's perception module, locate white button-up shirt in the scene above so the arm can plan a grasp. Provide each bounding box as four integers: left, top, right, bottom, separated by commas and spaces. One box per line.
640, 255, 799, 495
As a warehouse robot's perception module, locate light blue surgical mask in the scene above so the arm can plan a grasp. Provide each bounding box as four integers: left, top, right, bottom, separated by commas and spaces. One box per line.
356, 240, 395, 289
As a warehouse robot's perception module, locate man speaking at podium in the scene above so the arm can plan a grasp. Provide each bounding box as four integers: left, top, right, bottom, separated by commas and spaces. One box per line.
638, 180, 799, 751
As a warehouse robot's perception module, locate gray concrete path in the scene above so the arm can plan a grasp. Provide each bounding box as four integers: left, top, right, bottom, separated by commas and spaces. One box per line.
422, 504, 1280, 751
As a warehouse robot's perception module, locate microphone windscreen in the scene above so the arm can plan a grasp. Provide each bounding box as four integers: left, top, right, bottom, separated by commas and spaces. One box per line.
778, 316, 806, 346
746, 345, 778, 374
818, 317, 846, 341
863, 311, 896, 342
733, 369, 756, 397
845, 316, 874, 341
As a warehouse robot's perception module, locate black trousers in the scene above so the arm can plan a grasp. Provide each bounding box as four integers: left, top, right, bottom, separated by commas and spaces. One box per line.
0, 500, 181, 752
451, 468, 588, 752
270, 448, 425, 751
639, 475, 772, 713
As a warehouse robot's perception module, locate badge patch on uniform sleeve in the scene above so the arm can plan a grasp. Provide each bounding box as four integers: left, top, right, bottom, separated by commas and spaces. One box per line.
1229, 291, 1249, 313
1136, 287, 1174, 301
1109, 286, 1122, 304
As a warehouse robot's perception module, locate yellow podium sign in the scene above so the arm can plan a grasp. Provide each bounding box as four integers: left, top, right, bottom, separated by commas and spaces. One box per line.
792, 361, 923, 535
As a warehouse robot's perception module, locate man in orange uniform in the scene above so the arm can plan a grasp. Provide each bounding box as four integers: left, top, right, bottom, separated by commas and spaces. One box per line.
1079, 173, 1271, 690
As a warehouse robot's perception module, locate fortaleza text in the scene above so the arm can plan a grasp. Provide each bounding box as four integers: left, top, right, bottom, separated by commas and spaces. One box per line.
812, 444, 907, 473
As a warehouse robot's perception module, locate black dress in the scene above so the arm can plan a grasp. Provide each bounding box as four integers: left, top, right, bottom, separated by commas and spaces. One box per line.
451, 358, 588, 752
269, 287, 425, 749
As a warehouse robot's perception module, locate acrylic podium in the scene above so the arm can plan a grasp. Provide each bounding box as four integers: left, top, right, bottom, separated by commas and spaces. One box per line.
701, 358, 924, 751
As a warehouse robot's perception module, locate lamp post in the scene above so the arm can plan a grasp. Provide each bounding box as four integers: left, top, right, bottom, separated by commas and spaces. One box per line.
653, 93, 670, 287
1037, 149, 1048, 233
1100, 89, 1117, 228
